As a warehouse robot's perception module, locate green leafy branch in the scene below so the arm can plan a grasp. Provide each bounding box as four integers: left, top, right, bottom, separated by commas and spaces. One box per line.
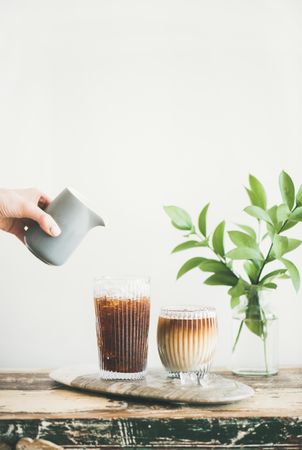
164, 171, 302, 312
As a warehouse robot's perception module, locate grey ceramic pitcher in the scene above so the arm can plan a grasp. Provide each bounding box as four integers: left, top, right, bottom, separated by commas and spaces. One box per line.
24, 188, 105, 266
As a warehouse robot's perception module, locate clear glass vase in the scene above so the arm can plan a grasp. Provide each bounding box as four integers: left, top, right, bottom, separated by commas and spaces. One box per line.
231, 289, 278, 376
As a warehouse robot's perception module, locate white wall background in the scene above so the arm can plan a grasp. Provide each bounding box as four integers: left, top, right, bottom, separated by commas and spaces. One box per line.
0, 0, 301, 369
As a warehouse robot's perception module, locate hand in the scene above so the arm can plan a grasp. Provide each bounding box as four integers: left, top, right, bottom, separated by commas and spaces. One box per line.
0, 188, 61, 242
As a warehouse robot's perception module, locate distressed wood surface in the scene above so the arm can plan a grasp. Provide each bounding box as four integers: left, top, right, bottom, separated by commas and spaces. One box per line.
0, 368, 301, 448
50, 366, 254, 405
0, 389, 127, 414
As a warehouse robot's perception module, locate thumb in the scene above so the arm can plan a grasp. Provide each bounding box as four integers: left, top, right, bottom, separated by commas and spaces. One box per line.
22, 203, 61, 237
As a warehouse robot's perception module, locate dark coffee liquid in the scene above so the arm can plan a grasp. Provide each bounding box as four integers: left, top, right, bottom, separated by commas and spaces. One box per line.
94, 296, 150, 374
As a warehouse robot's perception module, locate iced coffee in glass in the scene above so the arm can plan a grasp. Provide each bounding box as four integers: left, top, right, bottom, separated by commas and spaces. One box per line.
94, 276, 150, 380
157, 305, 218, 383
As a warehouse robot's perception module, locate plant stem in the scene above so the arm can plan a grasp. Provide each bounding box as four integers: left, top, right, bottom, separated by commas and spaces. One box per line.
263, 332, 269, 374
255, 207, 297, 283
232, 319, 244, 353
260, 306, 269, 374
256, 243, 273, 284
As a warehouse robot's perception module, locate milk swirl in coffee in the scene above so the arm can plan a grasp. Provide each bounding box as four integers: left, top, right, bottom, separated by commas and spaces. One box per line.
157, 306, 218, 379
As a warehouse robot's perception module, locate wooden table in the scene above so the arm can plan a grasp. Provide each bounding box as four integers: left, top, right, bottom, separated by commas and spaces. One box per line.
0, 368, 301, 449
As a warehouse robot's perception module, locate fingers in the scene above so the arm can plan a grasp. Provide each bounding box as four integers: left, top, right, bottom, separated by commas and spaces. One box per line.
16, 188, 52, 210
21, 202, 61, 237
28, 188, 52, 209
38, 193, 51, 209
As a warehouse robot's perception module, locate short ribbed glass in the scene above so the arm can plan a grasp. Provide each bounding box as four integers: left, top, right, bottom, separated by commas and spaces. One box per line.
157, 306, 218, 383
94, 276, 150, 380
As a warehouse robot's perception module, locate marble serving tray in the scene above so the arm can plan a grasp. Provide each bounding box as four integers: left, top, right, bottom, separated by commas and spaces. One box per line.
50, 366, 254, 405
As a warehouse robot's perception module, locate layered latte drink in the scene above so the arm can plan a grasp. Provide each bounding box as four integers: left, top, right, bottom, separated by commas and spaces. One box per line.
157, 306, 218, 381
94, 277, 150, 380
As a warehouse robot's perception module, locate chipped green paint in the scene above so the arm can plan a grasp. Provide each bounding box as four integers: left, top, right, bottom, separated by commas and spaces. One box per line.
0, 417, 302, 447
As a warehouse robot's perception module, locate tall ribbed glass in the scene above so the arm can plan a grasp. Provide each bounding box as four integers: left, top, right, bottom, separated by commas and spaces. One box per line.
157, 306, 218, 383
94, 276, 150, 380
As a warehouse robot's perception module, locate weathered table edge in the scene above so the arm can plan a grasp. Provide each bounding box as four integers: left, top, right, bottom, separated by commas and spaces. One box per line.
1, 368, 302, 448
1, 416, 302, 447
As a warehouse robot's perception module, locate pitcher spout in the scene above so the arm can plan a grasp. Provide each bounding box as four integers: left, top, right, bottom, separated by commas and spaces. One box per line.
91, 212, 105, 228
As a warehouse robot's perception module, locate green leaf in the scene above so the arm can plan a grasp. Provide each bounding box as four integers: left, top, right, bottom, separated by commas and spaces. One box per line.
236, 224, 257, 240
228, 230, 257, 249
245, 315, 264, 338
204, 272, 238, 286
281, 258, 300, 292
267, 253, 276, 264
228, 278, 247, 297
278, 274, 290, 280
287, 238, 302, 253
199, 260, 231, 274
272, 235, 289, 259
172, 240, 208, 253
296, 185, 302, 207
198, 203, 209, 237
281, 220, 298, 232
272, 236, 302, 259
245, 296, 264, 338
289, 207, 302, 222
249, 174, 267, 210
176, 257, 206, 279
262, 282, 277, 289
279, 171, 295, 210
182, 226, 196, 238
268, 205, 278, 228
212, 221, 225, 257
245, 188, 259, 207
277, 204, 290, 224
244, 260, 259, 283
226, 247, 263, 261
230, 296, 240, 308
266, 222, 276, 238
244, 206, 273, 224
260, 269, 287, 284
164, 206, 193, 231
